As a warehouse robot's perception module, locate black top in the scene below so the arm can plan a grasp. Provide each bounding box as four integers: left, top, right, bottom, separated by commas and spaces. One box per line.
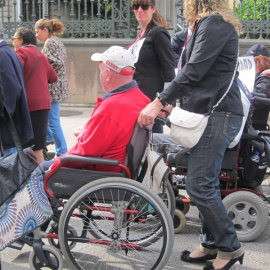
130, 22, 175, 101
161, 14, 243, 116
252, 74, 270, 130
171, 28, 189, 67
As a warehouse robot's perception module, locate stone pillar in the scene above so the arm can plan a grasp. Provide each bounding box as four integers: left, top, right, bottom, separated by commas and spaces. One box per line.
155, 0, 177, 34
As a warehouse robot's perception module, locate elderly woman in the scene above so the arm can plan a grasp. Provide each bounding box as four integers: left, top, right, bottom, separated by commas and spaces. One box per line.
138, 0, 245, 269
13, 27, 57, 163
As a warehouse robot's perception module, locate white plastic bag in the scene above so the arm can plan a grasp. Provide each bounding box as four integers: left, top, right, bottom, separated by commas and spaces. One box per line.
142, 144, 169, 194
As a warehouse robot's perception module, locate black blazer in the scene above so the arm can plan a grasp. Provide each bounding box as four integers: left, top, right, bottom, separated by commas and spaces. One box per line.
161, 14, 243, 117
131, 22, 175, 101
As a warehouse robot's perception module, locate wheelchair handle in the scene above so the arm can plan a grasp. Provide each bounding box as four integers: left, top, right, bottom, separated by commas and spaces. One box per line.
155, 116, 171, 128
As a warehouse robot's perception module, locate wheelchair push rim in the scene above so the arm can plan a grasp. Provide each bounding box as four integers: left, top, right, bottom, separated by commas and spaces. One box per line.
58, 177, 174, 270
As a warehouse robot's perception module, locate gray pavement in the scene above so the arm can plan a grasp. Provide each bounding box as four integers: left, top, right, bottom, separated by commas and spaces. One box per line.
1, 105, 270, 270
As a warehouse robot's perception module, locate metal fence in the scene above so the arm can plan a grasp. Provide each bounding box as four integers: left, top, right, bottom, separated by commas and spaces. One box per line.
175, 0, 270, 39
1, 0, 270, 39
0, 0, 137, 38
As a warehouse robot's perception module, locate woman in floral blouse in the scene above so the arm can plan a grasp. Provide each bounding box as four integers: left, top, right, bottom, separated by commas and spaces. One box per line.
35, 18, 68, 157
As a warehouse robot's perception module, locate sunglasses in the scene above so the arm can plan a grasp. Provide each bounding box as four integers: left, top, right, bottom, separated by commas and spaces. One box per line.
132, 4, 152, 11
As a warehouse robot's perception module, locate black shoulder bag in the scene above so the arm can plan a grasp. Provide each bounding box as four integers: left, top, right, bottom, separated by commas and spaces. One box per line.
0, 106, 38, 209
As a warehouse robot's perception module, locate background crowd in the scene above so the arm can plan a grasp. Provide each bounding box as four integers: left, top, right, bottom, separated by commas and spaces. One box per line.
1, 1, 270, 269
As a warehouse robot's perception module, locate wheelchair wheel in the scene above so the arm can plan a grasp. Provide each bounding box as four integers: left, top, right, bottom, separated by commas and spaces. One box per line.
48, 224, 78, 250
176, 194, 190, 215
29, 245, 63, 270
223, 191, 269, 242
161, 183, 176, 218
173, 208, 186, 233
58, 177, 174, 270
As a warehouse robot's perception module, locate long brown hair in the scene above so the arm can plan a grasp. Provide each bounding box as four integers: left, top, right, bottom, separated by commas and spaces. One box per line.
184, 0, 242, 34
131, 0, 171, 29
35, 18, 65, 35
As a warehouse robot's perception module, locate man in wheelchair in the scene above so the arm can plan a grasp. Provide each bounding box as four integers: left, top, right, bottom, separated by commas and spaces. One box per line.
46, 46, 150, 173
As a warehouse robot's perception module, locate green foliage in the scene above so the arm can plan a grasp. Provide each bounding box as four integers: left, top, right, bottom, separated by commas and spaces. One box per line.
235, 0, 269, 20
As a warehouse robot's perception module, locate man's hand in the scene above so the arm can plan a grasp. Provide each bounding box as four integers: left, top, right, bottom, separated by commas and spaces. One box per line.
73, 127, 82, 137
137, 98, 164, 127
261, 69, 270, 75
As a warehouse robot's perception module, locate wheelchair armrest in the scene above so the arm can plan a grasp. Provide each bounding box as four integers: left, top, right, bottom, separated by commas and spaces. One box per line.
60, 154, 120, 166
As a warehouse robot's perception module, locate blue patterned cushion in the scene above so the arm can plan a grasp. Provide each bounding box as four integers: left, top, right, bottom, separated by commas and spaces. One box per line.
0, 167, 53, 251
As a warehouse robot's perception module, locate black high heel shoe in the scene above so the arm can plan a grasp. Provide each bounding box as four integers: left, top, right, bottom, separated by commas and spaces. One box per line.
203, 253, 244, 270
181, 250, 217, 263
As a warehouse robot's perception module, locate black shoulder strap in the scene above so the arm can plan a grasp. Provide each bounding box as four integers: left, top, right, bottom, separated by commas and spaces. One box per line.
2, 106, 24, 153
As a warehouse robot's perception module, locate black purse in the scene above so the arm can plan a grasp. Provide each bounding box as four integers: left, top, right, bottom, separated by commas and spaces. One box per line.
0, 106, 38, 209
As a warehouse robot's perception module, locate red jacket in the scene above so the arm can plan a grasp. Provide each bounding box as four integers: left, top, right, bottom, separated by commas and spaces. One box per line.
16, 46, 57, 112
51, 81, 150, 172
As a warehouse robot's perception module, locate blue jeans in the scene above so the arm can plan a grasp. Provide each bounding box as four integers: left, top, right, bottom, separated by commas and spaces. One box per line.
185, 111, 242, 253
47, 101, 67, 156
3, 147, 17, 156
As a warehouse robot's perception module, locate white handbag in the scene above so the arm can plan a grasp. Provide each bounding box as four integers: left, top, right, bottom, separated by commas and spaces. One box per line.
170, 107, 209, 148
170, 50, 239, 149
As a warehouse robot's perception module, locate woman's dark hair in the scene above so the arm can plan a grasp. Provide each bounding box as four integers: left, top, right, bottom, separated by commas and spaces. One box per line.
15, 27, 37, 46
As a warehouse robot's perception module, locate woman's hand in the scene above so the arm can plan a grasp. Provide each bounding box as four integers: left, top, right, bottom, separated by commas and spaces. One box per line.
137, 98, 164, 127
162, 104, 174, 114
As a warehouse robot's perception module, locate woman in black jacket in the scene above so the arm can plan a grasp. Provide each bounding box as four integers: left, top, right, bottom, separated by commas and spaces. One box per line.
138, 0, 245, 269
128, 0, 175, 133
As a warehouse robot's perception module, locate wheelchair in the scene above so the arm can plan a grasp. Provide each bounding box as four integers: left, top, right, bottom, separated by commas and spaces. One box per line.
158, 95, 270, 241
167, 129, 270, 241
15, 124, 174, 270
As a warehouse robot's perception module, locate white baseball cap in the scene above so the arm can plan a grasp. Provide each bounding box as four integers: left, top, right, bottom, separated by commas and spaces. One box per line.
91, 46, 135, 76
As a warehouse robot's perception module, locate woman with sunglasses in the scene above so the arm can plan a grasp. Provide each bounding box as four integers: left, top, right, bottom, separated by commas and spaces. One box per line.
129, 0, 175, 133
138, 0, 245, 269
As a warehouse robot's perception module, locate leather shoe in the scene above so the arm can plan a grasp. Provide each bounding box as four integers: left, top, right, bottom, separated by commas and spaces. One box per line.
203, 253, 244, 270
181, 250, 217, 263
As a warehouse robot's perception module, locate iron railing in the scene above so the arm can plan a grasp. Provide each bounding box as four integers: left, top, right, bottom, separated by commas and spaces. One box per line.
175, 0, 270, 39
0, 0, 137, 38
1, 0, 270, 39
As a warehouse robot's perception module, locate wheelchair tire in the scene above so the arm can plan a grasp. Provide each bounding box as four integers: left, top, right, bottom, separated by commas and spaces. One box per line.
173, 208, 186, 234
29, 245, 63, 270
223, 191, 269, 242
162, 183, 176, 218
176, 194, 190, 215
58, 177, 174, 270
48, 224, 78, 250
